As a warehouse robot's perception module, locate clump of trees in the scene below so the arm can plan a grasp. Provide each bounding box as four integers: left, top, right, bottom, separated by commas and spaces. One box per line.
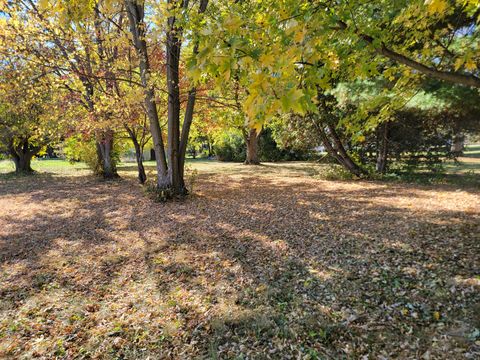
0, 0, 478, 192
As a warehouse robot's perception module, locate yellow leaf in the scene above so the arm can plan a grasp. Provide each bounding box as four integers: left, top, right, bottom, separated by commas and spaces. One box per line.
188, 67, 202, 82
223, 15, 243, 31
425, 0, 447, 15
465, 58, 477, 71
259, 53, 275, 68
39, 0, 49, 10
281, 88, 303, 113
293, 28, 306, 43
224, 68, 231, 81
252, 121, 262, 133
454, 58, 464, 71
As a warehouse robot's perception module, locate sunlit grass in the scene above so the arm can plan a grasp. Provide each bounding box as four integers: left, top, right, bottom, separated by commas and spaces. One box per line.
1, 144, 478, 182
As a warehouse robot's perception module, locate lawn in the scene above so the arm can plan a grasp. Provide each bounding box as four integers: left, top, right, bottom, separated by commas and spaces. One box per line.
1, 144, 479, 178
444, 144, 480, 175
0, 159, 479, 358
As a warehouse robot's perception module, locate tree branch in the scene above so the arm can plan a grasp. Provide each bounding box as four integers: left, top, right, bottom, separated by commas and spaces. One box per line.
336, 20, 480, 88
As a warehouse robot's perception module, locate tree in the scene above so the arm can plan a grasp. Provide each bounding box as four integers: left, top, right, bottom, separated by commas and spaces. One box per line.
193, 0, 479, 165
332, 0, 480, 88
333, 77, 480, 173
125, 0, 209, 196
197, 74, 263, 165
0, 59, 60, 173
1, 0, 142, 178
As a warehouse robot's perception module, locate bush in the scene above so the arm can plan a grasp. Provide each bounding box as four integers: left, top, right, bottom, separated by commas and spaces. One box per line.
214, 128, 314, 162
258, 128, 313, 161
319, 164, 358, 181
61, 135, 120, 175
214, 131, 246, 162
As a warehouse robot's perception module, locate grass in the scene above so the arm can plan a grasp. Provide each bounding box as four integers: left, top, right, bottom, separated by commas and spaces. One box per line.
1, 143, 478, 171
0, 159, 89, 175
444, 144, 480, 172
461, 144, 480, 158
0, 155, 479, 358
2, 144, 479, 178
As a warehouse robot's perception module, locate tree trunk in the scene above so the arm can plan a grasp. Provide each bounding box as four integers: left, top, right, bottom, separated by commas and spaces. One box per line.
133, 141, 147, 184
95, 129, 118, 179
126, 126, 147, 184
326, 125, 364, 177
12, 151, 34, 174
126, 0, 208, 197
207, 136, 213, 157
312, 119, 364, 177
376, 123, 388, 173
313, 90, 364, 177
166, 12, 184, 195
178, 0, 209, 188
178, 87, 196, 190
452, 133, 464, 155
9, 138, 36, 174
125, 0, 169, 189
244, 128, 261, 165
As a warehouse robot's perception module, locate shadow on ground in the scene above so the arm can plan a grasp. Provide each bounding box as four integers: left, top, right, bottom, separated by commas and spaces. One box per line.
0, 168, 479, 358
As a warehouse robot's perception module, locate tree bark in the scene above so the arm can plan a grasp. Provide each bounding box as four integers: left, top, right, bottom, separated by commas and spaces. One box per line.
376, 123, 389, 173
12, 151, 34, 174
133, 140, 147, 184
178, 0, 209, 185
244, 128, 261, 165
125, 126, 147, 184
178, 86, 196, 188
125, 0, 169, 188
326, 124, 364, 176
126, 0, 208, 197
207, 136, 213, 157
452, 133, 464, 155
95, 129, 118, 178
8, 138, 36, 174
313, 90, 365, 177
166, 7, 183, 194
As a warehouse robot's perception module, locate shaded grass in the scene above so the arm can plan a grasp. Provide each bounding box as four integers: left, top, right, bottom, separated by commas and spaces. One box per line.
462, 144, 480, 158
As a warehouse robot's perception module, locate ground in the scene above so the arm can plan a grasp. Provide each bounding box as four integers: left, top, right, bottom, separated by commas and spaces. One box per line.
0, 158, 479, 359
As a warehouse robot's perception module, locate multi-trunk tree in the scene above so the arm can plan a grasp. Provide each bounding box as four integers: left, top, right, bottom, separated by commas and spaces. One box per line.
125, 0, 208, 196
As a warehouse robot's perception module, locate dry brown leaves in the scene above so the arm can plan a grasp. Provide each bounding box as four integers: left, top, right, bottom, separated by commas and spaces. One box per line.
0, 163, 479, 359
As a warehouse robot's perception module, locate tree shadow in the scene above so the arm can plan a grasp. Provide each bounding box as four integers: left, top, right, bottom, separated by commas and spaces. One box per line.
0, 170, 478, 358
0, 175, 138, 314
129, 174, 479, 358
